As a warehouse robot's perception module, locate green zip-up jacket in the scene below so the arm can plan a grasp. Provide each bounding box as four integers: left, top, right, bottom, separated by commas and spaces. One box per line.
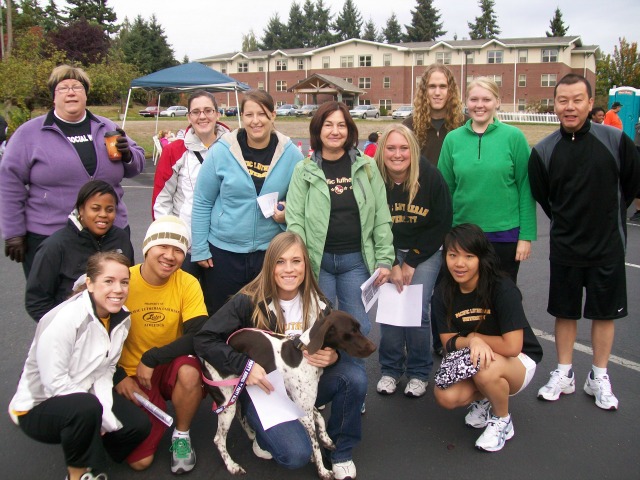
286, 149, 394, 278
438, 119, 537, 240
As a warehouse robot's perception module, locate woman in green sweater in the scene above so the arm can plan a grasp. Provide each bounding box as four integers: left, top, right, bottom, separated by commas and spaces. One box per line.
438, 77, 536, 281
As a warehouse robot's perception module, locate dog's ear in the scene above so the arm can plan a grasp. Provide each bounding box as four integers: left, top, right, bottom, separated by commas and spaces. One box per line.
305, 313, 335, 355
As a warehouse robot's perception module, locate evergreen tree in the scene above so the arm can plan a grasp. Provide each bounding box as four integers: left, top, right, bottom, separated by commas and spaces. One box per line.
468, 0, 501, 39
43, 0, 64, 32
118, 14, 177, 75
285, 2, 307, 48
383, 12, 403, 44
182, 54, 189, 64
241, 29, 258, 52
313, 0, 335, 47
13, 0, 45, 33
546, 7, 568, 37
404, 0, 446, 42
362, 18, 378, 42
258, 14, 286, 50
333, 0, 362, 42
301, 0, 316, 47
65, 0, 118, 34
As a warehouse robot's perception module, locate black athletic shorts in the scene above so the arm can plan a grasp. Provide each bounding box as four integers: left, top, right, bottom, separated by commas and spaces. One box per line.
548, 260, 627, 320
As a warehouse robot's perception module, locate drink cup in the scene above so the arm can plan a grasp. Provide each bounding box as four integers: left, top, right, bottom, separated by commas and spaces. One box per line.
104, 130, 122, 160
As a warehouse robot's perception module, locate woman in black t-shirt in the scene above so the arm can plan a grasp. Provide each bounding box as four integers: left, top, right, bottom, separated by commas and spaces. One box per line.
432, 223, 542, 452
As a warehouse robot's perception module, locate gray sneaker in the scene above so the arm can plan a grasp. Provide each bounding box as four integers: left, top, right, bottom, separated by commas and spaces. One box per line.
170, 436, 196, 474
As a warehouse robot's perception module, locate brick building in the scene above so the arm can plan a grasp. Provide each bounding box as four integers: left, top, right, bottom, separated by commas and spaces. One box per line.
196, 36, 598, 112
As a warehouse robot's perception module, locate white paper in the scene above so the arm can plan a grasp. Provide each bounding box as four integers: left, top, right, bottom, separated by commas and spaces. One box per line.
246, 370, 305, 430
257, 192, 279, 218
376, 283, 423, 327
360, 268, 381, 312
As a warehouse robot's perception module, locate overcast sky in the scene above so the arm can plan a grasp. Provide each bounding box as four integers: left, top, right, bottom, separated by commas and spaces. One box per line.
95, 0, 638, 60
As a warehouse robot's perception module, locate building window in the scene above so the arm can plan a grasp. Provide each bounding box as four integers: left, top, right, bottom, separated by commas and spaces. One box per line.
276, 60, 288, 71
380, 99, 392, 110
340, 55, 354, 68
257, 81, 264, 90
383, 76, 391, 88
541, 74, 557, 87
487, 50, 503, 64
276, 80, 287, 91
518, 74, 526, 87
518, 99, 526, 111
542, 49, 558, 63
466, 51, 475, 64
518, 49, 528, 63
359, 99, 371, 106
416, 53, 424, 66
258, 62, 264, 72
540, 98, 554, 111
358, 77, 371, 89
383, 53, 392, 66
343, 77, 353, 84
298, 58, 304, 70
489, 74, 503, 87
322, 56, 330, 69
466, 75, 474, 86
436, 52, 451, 65
237, 62, 248, 73
416, 76, 422, 86
276, 101, 285, 107
221, 68, 227, 74
359, 55, 372, 67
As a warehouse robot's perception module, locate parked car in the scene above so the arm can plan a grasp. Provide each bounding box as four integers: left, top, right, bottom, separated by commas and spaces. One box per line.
391, 105, 413, 119
159, 106, 188, 117
349, 105, 380, 119
139, 106, 160, 117
295, 104, 319, 117
225, 106, 238, 117
276, 104, 298, 116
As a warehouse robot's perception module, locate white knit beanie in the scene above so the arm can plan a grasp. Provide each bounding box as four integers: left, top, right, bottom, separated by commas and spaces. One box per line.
142, 215, 190, 256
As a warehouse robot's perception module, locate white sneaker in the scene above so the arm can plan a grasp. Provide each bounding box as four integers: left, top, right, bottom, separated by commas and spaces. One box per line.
252, 438, 272, 459
584, 372, 619, 410
537, 369, 575, 401
404, 378, 428, 398
80, 473, 108, 480
465, 399, 491, 428
333, 460, 357, 480
376, 376, 398, 395
475, 415, 514, 452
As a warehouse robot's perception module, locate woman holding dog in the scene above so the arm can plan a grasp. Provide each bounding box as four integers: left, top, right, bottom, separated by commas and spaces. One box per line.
195, 232, 367, 480
432, 224, 542, 452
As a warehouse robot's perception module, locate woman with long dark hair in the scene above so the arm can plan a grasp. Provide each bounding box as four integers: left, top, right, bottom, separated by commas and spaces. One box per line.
432, 224, 542, 452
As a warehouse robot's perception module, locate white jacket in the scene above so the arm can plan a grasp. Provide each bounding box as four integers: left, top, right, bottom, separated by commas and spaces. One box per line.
154, 124, 230, 236
10, 291, 131, 433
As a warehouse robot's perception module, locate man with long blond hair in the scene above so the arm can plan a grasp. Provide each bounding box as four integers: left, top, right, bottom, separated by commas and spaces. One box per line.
404, 64, 465, 166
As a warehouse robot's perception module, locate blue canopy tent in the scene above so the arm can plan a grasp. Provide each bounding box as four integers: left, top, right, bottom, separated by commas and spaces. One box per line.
122, 62, 249, 132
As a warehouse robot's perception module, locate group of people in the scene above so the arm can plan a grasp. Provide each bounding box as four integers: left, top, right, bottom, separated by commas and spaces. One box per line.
2, 62, 639, 479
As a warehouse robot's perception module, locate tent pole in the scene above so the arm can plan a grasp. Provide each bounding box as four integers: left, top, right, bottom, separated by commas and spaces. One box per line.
122, 88, 133, 129
234, 89, 241, 128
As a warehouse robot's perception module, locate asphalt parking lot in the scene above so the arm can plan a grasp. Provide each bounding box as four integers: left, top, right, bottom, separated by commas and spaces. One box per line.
1, 158, 639, 480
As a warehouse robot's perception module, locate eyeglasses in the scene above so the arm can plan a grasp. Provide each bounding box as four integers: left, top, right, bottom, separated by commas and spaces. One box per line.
55, 85, 85, 94
189, 108, 217, 117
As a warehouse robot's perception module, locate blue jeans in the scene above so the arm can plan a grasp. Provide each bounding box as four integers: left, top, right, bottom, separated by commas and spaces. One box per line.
319, 251, 372, 373
242, 356, 367, 465
378, 250, 441, 381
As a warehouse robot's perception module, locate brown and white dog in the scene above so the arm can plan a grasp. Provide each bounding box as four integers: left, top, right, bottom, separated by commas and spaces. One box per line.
201, 310, 376, 479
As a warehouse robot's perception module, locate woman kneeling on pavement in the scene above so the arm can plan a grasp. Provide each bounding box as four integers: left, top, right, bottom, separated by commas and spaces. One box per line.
432, 224, 542, 452
195, 232, 366, 480
10, 252, 151, 480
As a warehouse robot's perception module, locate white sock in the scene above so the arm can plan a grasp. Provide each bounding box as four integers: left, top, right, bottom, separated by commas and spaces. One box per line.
592, 365, 607, 378
173, 429, 190, 439
557, 363, 572, 375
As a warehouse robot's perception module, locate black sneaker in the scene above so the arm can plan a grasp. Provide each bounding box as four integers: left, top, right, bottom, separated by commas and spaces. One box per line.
629, 210, 640, 223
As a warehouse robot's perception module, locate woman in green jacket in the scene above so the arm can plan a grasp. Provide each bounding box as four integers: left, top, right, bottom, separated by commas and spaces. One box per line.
438, 77, 536, 281
286, 101, 394, 349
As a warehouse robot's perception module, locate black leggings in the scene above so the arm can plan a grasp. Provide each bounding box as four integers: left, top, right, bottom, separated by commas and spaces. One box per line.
18, 391, 151, 471
491, 241, 520, 283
